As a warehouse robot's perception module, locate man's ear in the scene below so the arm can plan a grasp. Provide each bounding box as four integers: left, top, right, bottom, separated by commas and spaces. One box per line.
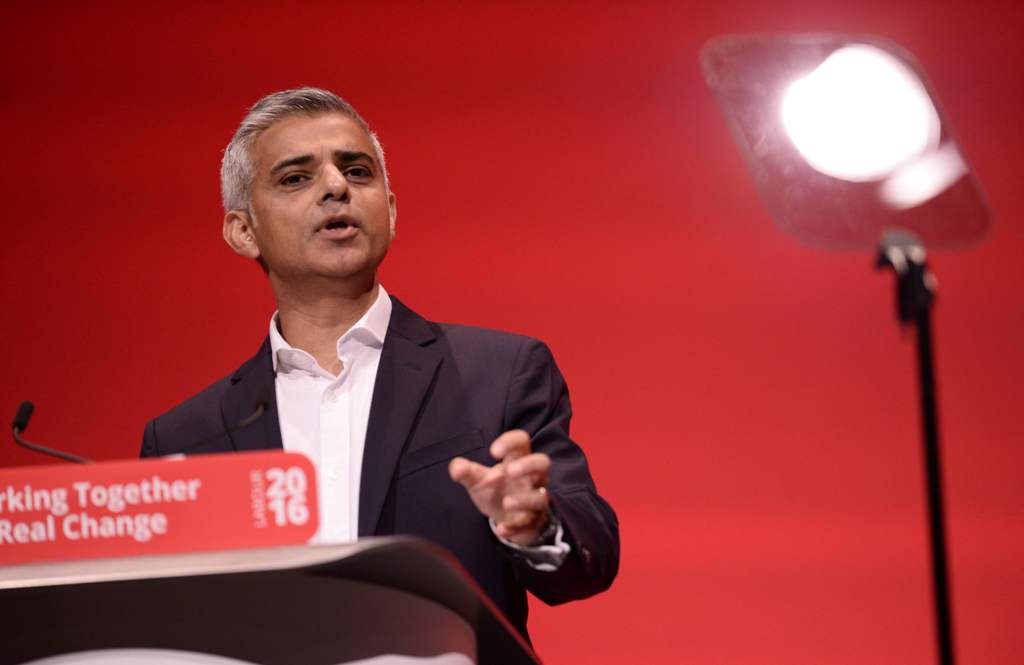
223, 209, 261, 259
388, 191, 397, 239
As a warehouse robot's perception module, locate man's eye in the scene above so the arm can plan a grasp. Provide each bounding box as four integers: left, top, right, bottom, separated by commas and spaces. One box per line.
345, 166, 372, 179
281, 174, 307, 186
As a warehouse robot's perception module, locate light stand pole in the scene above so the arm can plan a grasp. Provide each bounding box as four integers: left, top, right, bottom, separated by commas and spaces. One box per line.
877, 230, 956, 665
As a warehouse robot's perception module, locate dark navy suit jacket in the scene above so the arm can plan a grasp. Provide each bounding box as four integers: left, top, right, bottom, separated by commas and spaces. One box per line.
140, 297, 619, 638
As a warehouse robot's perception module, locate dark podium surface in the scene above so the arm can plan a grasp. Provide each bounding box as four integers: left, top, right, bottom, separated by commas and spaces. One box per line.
0, 537, 540, 665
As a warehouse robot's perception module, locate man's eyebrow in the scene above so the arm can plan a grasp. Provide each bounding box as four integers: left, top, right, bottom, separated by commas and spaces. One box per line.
334, 150, 376, 166
269, 154, 314, 175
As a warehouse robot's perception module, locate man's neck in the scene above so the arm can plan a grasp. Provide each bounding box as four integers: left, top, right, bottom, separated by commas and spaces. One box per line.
271, 275, 380, 375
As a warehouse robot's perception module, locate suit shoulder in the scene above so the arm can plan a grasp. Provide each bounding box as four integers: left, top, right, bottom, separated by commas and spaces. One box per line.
429, 321, 558, 381
141, 340, 272, 457
140, 372, 235, 457
151, 339, 271, 426
435, 321, 538, 345
390, 296, 550, 360
147, 373, 234, 440
433, 321, 550, 357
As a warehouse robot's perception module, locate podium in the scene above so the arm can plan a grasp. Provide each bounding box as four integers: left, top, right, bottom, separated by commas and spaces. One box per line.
0, 536, 540, 665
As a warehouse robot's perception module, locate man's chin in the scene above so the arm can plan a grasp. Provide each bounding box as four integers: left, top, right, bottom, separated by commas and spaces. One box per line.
267, 264, 375, 290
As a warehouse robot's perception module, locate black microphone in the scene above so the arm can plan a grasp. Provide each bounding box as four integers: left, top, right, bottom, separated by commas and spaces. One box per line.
13, 401, 33, 432
11, 401, 92, 464
174, 391, 271, 455
11, 393, 271, 463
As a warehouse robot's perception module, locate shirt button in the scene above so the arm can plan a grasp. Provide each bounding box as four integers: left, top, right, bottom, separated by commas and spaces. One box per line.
328, 470, 339, 480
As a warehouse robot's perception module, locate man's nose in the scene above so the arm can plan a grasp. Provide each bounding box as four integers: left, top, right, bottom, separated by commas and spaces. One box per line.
320, 164, 349, 203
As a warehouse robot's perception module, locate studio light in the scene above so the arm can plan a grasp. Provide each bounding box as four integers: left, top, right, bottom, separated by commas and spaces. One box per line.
781, 44, 941, 182
703, 34, 994, 665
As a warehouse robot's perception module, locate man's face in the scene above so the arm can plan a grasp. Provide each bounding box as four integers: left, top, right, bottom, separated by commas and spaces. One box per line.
234, 112, 396, 286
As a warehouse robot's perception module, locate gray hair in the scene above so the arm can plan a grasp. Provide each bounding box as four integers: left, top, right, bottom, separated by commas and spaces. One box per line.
220, 86, 388, 211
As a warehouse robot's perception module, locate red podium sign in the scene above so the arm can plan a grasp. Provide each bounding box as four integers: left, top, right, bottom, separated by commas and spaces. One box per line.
0, 451, 318, 566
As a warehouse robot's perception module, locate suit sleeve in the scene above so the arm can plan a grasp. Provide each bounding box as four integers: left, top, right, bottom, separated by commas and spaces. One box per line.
502, 338, 620, 604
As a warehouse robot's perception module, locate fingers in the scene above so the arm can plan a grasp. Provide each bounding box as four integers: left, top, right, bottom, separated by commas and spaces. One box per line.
448, 456, 491, 487
495, 521, 530, 540
503, 486, 550, 513
505, 452, 550, 484
450, 450, 550, 489
494, 494, 551, 543
490, 429, 531, 462
497, 484, 550, 544
495, 515, 545, 539
451, 435, 554, 546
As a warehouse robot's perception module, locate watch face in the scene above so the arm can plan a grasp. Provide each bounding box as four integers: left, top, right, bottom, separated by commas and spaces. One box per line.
534, 513, 560, 545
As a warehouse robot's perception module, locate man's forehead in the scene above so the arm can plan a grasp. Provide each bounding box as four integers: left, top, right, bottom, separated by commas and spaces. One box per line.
254, 113, 373, 167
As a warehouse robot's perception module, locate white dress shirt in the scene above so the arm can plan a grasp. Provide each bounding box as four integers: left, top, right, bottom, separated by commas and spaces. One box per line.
269, 285, 391, 544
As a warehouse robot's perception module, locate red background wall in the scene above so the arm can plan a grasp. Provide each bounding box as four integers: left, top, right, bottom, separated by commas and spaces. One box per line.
1, 2, 1021, 663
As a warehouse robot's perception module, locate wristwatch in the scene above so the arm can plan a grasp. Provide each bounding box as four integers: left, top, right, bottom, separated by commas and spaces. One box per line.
528, 510, 561, 547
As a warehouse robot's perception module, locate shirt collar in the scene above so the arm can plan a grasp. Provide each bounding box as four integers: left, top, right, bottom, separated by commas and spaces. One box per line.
269, 285, 392, 374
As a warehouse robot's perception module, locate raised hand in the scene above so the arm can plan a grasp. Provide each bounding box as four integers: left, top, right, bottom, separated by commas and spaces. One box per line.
448, 429, 552, 546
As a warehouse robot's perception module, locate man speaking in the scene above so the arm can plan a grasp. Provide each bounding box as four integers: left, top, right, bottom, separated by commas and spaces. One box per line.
140, 87, 619, 639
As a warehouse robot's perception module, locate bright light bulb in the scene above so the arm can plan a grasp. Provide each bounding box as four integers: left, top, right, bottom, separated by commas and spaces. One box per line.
781, 44, 940, 182
880, 143, 967, 209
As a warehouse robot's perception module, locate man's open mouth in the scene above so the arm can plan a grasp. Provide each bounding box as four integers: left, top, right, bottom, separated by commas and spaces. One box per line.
321, 217, 359, 232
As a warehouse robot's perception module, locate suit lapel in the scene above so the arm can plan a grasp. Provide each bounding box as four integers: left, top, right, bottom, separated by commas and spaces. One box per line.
221, 338, 283, 452
358, 298, 441, 537
217, 302, 440, 535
